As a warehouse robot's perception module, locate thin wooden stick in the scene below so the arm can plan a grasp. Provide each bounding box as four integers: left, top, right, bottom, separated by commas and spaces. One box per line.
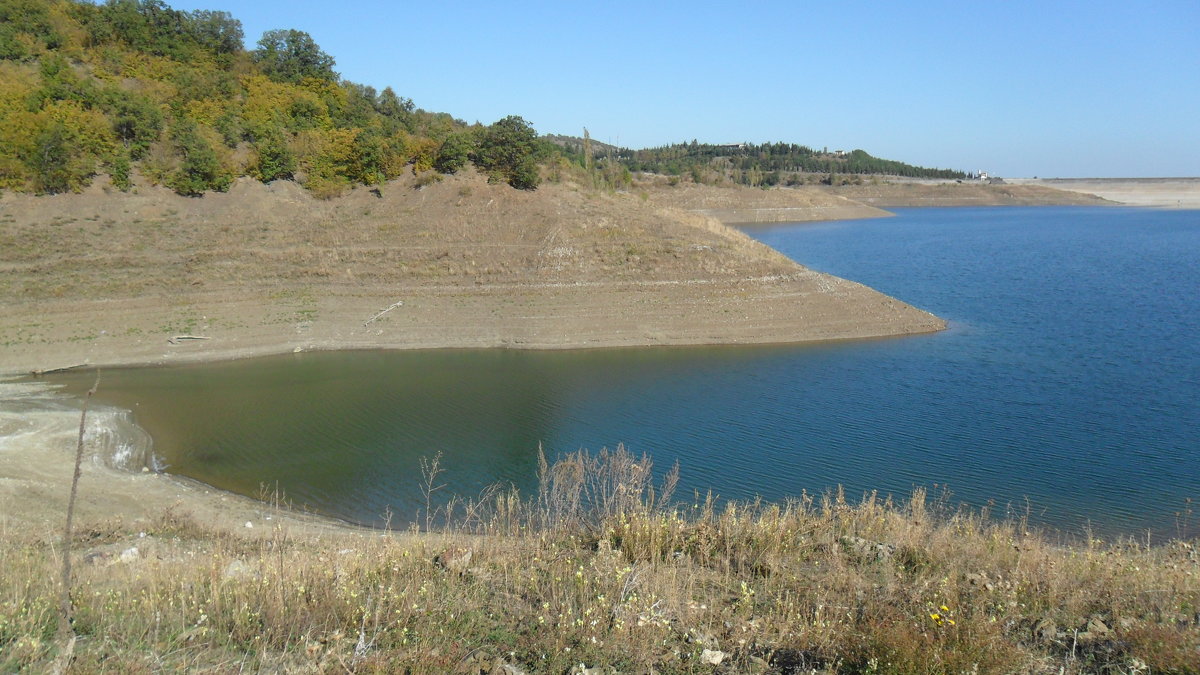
58, 370, 100, 646
363, 300, 403, 326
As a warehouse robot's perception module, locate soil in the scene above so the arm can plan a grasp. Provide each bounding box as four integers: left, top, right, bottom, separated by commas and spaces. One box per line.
0, 171, 950, 377
1005, 177, 1200, 208
824, 180, 1115, 208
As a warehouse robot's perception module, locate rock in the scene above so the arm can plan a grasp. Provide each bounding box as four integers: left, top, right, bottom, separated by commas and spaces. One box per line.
222, 559, 255, 581
456, 649, 523, 675
118, 546, 140, 563
569, 665, 608, 675
488, 660, 526, 675
840, 536, 896, 561
1077, 617, 1114, 645
688, 629, 719, 648
746, 656, 771, 673
700, 649, 726, 666
1032, 617, 1057, 642
434, 546, 474, 573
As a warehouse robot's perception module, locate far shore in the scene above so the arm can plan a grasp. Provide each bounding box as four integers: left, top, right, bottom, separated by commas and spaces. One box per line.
1004, 177, 1200, 208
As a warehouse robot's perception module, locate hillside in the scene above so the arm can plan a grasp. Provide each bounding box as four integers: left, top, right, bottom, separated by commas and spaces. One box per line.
0, 170, 949, 375
2, 0, 991, 203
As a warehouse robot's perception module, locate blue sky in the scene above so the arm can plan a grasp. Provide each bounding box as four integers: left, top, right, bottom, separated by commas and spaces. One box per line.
174, 1, 1198, 177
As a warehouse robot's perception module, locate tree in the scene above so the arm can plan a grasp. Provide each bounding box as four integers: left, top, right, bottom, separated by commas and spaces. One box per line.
472, 115, 540, 190
188, 10, 243, 56
253, 29, 336, 83
30, 121, 76, 193
167, 117, 230, 195
347, 129, 384, 185
250, 125, 294, 183
102, 88, 162, 159
433, 131, 474, 174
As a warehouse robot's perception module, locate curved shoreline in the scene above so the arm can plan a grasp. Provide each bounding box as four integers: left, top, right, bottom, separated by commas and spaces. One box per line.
0, 175, 951, 378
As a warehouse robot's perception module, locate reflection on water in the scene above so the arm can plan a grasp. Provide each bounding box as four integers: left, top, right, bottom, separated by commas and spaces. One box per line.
37, 207, 1200, 538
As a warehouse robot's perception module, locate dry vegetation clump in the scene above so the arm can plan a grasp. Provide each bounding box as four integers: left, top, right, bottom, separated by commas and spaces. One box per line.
3, 448, 1198, 673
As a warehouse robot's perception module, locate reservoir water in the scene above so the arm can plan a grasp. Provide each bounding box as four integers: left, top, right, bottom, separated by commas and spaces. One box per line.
41, 207, 1200, 537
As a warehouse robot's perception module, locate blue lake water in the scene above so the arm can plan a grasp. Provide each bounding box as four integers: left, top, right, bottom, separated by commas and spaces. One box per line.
48, 206, 1200, 538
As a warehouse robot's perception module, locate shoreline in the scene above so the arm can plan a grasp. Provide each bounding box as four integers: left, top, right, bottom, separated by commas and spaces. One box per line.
2, 175, 1186, 535
1, 274, 948, 378
1004, 177, 1200, 208
0, 174, 953, 378
0, 175, 951, 533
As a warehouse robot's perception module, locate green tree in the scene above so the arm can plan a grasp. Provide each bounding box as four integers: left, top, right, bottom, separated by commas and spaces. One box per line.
167, 117, 230, 195
472, 115, 539, 190
250, 125, 294, 183
0, 0, 62, 60
433, 131, 474, 174
29, 121, 78, 193
347, 129, 384, 185
101, 88, 162, 159
188, 9, 243, 56
253, 29, 336, 83
108, 146, 132, 191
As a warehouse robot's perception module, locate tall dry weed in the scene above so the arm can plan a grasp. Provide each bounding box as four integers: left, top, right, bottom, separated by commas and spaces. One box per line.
3, 447, 1197, 672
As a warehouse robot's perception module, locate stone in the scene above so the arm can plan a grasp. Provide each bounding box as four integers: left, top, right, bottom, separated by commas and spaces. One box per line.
434, 546, 474, 573
1032, 617, 1057, 641
222, 559, 254, 581
118, 546, 140, 563
700, 649, 726, 665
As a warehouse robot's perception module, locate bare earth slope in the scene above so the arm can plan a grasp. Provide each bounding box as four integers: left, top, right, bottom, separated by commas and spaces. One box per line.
0, 172, 946, 375
824, 181, 1114, 208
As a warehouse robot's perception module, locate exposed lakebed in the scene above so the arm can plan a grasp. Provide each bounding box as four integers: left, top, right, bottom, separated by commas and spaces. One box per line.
44, 207, 1200, 537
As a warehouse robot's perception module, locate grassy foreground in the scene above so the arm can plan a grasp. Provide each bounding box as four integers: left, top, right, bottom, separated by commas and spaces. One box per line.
3, 448, 1198, 673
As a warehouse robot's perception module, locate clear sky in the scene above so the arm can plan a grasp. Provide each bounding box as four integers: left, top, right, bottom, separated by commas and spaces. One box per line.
170, 0, 1198, 178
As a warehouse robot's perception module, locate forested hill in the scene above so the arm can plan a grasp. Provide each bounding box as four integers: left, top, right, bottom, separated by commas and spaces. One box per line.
626, 142, 967, 185
1, 0, 964, 198
0, 0, 541, 196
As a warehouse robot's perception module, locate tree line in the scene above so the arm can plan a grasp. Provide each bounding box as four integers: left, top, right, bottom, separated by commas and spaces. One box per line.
0, 0, 542, 196
547, 138, 966, 188
616, 141, 966, 186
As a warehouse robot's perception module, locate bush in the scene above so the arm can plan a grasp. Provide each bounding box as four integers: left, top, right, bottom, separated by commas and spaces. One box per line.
472, 115, 540, 190
166, 118, 231, 195
433, 131, 473, 175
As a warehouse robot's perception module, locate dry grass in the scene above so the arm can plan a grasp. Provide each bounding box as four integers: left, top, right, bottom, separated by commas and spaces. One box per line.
3, 448, 1198, 673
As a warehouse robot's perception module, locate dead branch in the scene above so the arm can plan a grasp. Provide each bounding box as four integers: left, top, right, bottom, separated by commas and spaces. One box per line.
363, 300, 403, 326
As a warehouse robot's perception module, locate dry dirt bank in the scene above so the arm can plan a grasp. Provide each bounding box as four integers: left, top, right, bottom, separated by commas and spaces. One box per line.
1006, 177, 1200, 208
637, 179, 1114, 223
638, 181, 894, 223
0, 171, 946, 377
823, 181, 1115, 208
